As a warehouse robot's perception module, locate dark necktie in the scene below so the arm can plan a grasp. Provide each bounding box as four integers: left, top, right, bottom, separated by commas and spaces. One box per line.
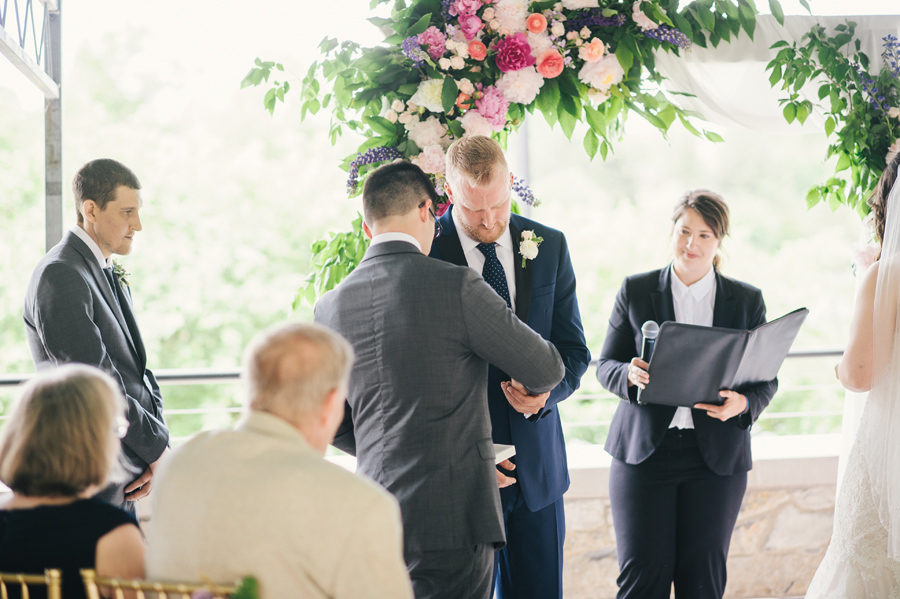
477, 242, 511, 308
103, 267, 121, 308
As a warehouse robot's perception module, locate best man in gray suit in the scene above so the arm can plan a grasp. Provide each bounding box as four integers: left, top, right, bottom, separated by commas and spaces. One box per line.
23, 159, 169, 513
314, 161, 565, 599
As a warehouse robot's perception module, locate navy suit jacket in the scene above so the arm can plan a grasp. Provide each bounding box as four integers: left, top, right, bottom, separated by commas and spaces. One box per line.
596, 266, 778, 476
430, 207, 591, 511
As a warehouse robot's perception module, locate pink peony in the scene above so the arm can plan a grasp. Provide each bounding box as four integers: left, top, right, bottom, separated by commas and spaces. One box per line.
475, 85, 510, 130
468, 39, 488, 61
458, 14, 484, 40
632, 1, 659, 31
536, 49, 564, 78
460, 110, 495, 137
526, 13, 547, 34
418, 26, 448, 61
449, 0, 483, 16
494, 32, 536, 72
412, 144, 447, 174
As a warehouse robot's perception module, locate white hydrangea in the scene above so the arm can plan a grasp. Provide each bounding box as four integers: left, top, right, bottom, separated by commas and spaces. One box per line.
527, 31, 554, 58
578, 53, 625, 92
406, 115, 450, 148
561, 0, 599, 8
493, 0, 529, 34
460, 110, 495, 137
496, 66, 545, 105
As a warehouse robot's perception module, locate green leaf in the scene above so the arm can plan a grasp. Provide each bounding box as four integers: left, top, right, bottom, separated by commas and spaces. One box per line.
584, 104, 607, 136
583, 129, 599, 160
705, 130, 725, 142
616, 46, 634, 71
364, 116, 398, 137
768, 0, 785, 25
796, 102, 809, 124
406, 13, 433, 37
441, 77, 459, 113
535, 79, 561, 127
799, 0, 811, 13
783, 102, 796, 123
835, 153, 851, 172
558, 106, 577, 140
824, 116, 835, 137
600, 140, 610, 160
805, 187, 821, 209
447, 119, 464, 138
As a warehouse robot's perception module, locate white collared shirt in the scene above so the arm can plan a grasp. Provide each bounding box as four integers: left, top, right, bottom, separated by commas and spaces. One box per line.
369, 232, 422, 253
668, 265, 717, 430
452, 206, 516, 312
71, 225, 112, 269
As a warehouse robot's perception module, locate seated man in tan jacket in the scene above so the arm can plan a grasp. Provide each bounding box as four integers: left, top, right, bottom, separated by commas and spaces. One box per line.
146, 322, 412, 599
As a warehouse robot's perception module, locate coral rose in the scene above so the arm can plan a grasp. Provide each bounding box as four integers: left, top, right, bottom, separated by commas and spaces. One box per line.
536, 49, 564, 78
578, 38, 606, 62
468, 40, 488, 61
526, 13, 547, 35
456, 91, 472, 109
495, 32, 536, 72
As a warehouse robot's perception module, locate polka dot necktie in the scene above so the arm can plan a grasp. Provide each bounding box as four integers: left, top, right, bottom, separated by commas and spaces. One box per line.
477, 242, 511, 309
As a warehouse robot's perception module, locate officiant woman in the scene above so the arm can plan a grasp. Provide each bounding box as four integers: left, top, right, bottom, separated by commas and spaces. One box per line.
595, 190, 778, 599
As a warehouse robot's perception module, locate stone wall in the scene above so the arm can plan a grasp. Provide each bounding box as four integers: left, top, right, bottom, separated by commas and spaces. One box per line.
562, 452, 838, 599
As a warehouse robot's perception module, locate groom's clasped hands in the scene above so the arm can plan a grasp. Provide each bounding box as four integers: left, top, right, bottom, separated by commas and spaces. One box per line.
501, 379, 549, 416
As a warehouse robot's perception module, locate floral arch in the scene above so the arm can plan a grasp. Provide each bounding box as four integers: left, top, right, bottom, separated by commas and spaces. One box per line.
242, 0, 899, 304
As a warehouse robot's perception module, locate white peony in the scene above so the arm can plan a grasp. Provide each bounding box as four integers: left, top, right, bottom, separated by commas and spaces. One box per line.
450, 56, 466, 70
561, 0, 599, 8
460, 110, 495, 137
411, 144, 447, 174
527, 31, 554, 58
410, 79, 446, 113
889, 107, 900, 119
458, 78, 475, 95
406, 115, 450, 148
496, 66, 545, 105
493, 0, 529, 34
632, 1, 659, 31
519, 239, 539, 260
439, 57, 452, 70
398, 111, 416, 125
578, 53, 625, 92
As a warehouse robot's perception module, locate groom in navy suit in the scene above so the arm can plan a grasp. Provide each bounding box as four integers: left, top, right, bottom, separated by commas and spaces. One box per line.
430, 136, 590, 599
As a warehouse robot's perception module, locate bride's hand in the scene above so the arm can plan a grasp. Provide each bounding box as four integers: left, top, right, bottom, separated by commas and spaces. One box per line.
694, 390, 748, 421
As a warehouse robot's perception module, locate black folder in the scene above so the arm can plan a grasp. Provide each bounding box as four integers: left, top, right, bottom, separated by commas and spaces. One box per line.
637, 308, 809, 407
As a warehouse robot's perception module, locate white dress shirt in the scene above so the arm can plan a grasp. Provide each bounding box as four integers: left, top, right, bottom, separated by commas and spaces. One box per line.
668, 265, 717, 429
369, 231, 422, 253
452, 206, 516, 311
71, 225, 112, 268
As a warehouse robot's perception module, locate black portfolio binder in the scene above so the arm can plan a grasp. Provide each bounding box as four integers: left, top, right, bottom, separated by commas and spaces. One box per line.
638, 308, 809, 407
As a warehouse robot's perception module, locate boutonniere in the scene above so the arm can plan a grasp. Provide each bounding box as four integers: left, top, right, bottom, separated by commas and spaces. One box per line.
112, 260, 130, 287
519, 230, 543, 268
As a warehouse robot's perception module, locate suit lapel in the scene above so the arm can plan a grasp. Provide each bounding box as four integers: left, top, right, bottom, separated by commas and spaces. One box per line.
432, 208, 467, 267
712, 269, 737, 328
508, 218, 532, 324
67, 233, 143, 364
115, 281, 148, 368
651, 266, 675, 324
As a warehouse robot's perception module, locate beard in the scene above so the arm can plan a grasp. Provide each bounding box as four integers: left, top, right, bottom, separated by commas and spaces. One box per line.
458, 212, 511, 244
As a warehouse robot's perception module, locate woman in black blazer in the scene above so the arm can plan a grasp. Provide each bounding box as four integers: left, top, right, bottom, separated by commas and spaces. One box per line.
596, 190, 777, 599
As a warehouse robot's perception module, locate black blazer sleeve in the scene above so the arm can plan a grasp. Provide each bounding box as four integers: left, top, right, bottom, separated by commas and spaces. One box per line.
735, 288, 778, 429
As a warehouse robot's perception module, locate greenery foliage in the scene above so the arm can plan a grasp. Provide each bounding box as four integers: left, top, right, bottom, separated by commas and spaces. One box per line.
767, 22, 899, 216
243, 0, 784, 303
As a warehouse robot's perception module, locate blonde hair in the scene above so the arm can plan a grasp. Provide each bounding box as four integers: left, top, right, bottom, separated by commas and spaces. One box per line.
445, 135, 508, 189
0, 365, 126, 497
672, 189, 731, 269
243, 322, 355, 423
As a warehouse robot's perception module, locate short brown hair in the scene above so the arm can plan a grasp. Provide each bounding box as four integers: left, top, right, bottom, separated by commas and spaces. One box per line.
445, 135, 508, 189
868, 151, 900, 259
243, 322, 355, 423
362, 161, 439, 224
672, 189, 731, 269
73, 159, 141, 225
0, 365, 125, 497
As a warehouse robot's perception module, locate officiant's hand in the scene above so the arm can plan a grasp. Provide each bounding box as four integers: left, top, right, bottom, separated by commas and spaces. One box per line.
695, 390, 748, 421
497, 459, 517, 488
627, 358, 649, 389
501, 379, 549, 415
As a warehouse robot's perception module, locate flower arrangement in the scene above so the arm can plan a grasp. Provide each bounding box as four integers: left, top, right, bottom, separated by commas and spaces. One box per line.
768, 25, 899, 216
243, 0, 781, 302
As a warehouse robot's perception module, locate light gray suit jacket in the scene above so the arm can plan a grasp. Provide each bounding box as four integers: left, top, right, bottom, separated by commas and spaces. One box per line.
314, 241, 565, 552
23, 231, 169, 507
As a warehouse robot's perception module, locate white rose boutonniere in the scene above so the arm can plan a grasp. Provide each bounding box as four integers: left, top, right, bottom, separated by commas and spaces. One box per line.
519, 230, 543, 268
112, 260, 130, 287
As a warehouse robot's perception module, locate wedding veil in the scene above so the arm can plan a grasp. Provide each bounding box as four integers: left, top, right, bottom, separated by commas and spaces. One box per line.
867, 164, 900, 560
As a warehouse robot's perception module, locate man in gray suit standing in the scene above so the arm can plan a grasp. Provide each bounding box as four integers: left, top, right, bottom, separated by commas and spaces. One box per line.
314, 161, 565, 599
23, 159, 169, 513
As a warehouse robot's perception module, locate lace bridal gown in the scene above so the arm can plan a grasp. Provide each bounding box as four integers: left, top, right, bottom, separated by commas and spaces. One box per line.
806, 163, 900, 598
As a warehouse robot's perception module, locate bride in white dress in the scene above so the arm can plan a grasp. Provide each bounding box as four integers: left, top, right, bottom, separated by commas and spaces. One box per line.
806, 151, 900, 597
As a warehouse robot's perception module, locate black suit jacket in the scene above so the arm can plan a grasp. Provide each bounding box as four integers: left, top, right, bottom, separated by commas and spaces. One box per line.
596, 266, 777, 476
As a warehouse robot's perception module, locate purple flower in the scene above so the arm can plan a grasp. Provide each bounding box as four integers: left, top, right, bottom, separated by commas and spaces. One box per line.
347, 147, 404, 194
883, 34, 900, 79
402, 36, 428, 67
642, 25, 691, 50
566, 11, 627, 32
494, 33, 536, 73
475, 85, 510, 130
513, 175, 540, 207
459, 14, 484, 40
418, 26, 448, 61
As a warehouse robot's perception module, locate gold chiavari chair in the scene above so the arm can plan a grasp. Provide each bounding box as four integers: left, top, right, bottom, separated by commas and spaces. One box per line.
0, 569, 62, 599
81, 570, 237, 599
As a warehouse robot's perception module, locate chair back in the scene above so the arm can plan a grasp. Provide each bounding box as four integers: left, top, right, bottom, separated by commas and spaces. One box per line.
0, 569, 62, 599
81, 569, 237, 599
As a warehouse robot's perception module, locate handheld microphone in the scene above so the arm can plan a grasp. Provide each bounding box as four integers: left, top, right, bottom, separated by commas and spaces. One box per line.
637, 321, 659, 405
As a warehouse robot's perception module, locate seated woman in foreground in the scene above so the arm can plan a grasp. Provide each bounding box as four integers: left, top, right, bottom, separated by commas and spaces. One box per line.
0, 364, 145, 598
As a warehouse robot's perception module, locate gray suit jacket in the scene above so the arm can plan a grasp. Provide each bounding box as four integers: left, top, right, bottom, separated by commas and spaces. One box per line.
314, 241, 564, 552
23, 230, 169, 507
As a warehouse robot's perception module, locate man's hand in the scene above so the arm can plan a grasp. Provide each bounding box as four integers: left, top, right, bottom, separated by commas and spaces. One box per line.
124, 447, 170, 501
497, 459, 517, 488
694, 390, 748, 422
501, 379, 550, 415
